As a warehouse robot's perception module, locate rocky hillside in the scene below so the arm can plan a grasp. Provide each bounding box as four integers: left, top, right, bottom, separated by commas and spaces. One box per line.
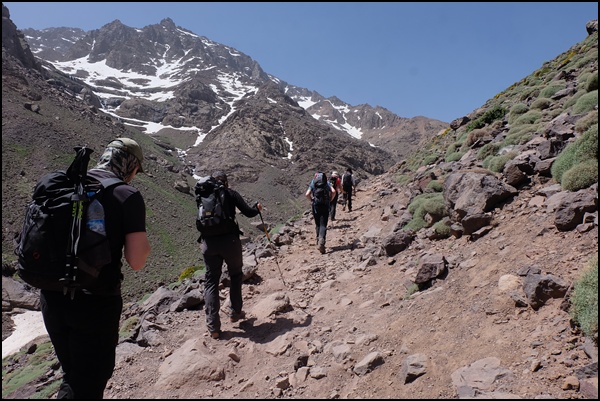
3, 16, 598, 400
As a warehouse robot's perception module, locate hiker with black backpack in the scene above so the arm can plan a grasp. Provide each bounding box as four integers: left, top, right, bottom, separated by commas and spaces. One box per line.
329, 171, 343, 221
305, 171, 336, 254
341, 167, 356, 212
28, 138, 151, 399
195, 171, 262, 340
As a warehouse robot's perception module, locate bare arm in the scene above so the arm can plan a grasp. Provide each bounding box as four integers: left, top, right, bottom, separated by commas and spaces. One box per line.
124, 231, 151, 271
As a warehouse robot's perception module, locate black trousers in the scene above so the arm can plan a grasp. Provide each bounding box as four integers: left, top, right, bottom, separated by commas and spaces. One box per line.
312, 203, 330, 243
40, 290, 122, 399
343, 189, 354, 211
329, 193, 339, 220
201, 233, 244, 333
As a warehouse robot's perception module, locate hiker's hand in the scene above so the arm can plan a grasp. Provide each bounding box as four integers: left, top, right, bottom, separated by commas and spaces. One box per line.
256, 202, 263, 212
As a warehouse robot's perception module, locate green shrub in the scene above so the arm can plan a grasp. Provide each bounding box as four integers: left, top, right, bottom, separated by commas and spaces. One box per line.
396, 174, 413, 186
507, 103, 529, 124
445, 151, 465, 162
575, 110, 598, 134
513, 110, 542, 126
404, 192, 447, 231
432, 220, 451, 238
563, 89, 586, 109
178, 265, 203, 282
539, 84, 565, 98
572, 90, 598, 114
504, 131, 534, 146
465, 106, 506, 133
530, 97, 552, 110
570, 256, 598, 339
422, 154, 438, 166
119, 316, 140, 340
483, 151, 518, 173
585, 71, 598, 92
561, 159, 598, 191
427, 180, 444, 192
477, 142, 502, 160
551, 124, 598, 184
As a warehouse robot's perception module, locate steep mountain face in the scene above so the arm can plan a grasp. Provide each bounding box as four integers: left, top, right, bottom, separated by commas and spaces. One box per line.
20, 17, 447, 167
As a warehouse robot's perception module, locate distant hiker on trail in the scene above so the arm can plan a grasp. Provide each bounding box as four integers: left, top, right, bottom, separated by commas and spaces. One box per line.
40, 138, 151, 399
329, 171, 343, 221
305, 171, 336, 254
341, 167, 356, 212
196, 171, 262, 340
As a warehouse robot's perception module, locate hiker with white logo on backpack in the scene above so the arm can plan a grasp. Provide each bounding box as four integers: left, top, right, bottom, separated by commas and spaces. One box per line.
341, 167, 356, 212
33, 138, 150, 399
195, 171, 262, 340
305, 171, 336, 254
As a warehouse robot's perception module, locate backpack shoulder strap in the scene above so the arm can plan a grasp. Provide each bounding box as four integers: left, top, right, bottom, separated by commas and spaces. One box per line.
99, 177, 125, 189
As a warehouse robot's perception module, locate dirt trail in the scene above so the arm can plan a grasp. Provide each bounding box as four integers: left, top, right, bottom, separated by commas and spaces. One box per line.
103, 176, 596, 399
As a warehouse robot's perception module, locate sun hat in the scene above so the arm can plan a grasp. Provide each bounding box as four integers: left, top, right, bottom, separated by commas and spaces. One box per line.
108, 138, 144, 172
332, 171, 339, 177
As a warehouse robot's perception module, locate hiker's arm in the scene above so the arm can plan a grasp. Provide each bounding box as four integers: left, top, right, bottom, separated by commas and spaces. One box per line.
231, 190, 261, 218
124, 232, 150, 271
305, 187, 312, 202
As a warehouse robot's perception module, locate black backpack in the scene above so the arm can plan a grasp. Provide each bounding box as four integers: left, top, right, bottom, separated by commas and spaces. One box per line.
312, 172, 330, 206
14, 147, 125, 296
195, 176, 237, 238
342, 172, 353, 192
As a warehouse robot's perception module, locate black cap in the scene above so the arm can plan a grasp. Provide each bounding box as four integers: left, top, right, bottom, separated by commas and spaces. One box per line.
212, 171, 227, 182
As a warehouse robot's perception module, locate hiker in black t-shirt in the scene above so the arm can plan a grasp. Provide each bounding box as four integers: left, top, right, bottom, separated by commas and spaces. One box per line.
200, 171, 262, 340
40, 138, 151, 399
341, 168, 356, 212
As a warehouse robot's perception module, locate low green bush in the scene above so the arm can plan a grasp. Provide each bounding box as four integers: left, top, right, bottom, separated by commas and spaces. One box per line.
551, 124, 598, 185
572, 90, 598, 114
584, 71, 598, 92
561, 159, 598, 191
404, 193, 447, 232
570, 256, 598, 339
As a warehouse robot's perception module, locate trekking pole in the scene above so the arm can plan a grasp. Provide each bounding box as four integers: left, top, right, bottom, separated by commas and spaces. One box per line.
257, 208, 287, 287
62, 146, 93, 298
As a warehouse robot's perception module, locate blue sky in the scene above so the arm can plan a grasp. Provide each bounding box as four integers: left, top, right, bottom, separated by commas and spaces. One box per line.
4, 2, 598, 123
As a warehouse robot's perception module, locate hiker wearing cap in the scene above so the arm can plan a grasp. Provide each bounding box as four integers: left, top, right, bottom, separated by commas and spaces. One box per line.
329, 171, 343, 221
199, 171, 263, 340
39, 137, 151, 398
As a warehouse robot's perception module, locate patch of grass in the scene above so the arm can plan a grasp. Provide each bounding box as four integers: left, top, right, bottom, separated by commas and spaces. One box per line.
570, 255, 598, 339
561, 159, 598, 191
2, 341, 59, 398
551, 124, 598, 186
404, 192, 446, 232
572, 90, 598, 114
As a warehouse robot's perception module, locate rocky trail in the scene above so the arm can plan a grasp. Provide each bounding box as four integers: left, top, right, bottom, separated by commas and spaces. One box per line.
99, 173, 597, 399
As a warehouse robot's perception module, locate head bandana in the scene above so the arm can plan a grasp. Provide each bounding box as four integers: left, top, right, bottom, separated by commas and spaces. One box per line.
95, 146, 139, 182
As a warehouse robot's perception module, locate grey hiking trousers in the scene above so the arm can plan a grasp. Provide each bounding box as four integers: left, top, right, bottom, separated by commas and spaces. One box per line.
201, 233, 244, 332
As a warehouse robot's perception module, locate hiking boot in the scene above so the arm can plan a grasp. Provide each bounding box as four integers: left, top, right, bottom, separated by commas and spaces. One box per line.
209, 330, 222, 339
318, 238, 326, 254
229, 310, 246, 323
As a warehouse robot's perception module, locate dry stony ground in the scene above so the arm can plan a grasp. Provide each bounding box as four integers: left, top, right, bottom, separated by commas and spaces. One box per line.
100, 173, 597, 399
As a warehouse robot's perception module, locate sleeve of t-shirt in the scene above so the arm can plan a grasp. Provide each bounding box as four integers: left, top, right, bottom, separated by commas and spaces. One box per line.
122, 191, 146, 234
